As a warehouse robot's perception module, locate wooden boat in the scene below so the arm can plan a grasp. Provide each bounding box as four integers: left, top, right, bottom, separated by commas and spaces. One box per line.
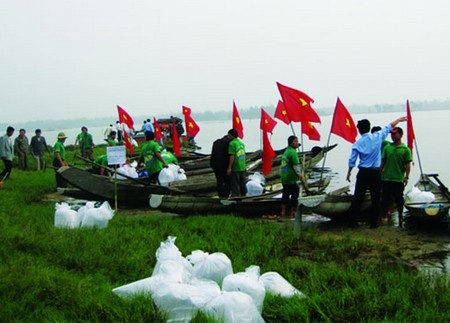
404, 173, 450, 223
57, 166, 174, 204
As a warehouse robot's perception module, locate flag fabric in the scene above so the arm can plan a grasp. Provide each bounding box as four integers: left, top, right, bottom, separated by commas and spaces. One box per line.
182, 105, 192, 116
171, 118, 181, 157
153, 117, 163, 142
276, 82, 321, 123
117, 105, 135, 130
330, 97, 357, 143
406, 100, 415, 155
262, 130, 276, 176
232, 101, 244, 139
122, 130, 134, 156
184, 113, 200, 138
302, 121, 321, 141
274, 100, 290, 125
260, 108, 277, 134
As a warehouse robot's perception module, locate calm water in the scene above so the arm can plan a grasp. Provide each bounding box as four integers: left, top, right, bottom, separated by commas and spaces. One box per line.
45, 109, 450, 189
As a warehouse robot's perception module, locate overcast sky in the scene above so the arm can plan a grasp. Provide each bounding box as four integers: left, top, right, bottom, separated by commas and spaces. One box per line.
1, 0, 449, 123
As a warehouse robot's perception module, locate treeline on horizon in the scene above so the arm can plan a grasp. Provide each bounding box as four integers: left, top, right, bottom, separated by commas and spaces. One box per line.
3, 98, 450, 132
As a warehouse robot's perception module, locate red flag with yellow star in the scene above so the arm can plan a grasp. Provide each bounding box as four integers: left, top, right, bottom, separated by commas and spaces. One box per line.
182, 106, 200, 138
330, 97, 357, 143
302, 121, 321, 141
274, 100, 290, 125
153, 117, 162, 142
276, 82, 321, 123
117, 105, 135, 130
232, 101, 244, 139
260, 108, 277, 134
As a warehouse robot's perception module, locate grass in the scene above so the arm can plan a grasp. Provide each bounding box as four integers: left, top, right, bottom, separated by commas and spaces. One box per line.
1, 147, 450, 322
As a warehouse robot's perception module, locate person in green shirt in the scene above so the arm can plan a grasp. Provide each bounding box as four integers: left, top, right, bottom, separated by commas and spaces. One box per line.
74, 126, 95, 160
52, 132, 68, 189
161, 148, 178, 165
226, 128, 246, 197
138, 131, 168, 184
280, 136, 307, 218
106, 131, 120, 146
92, 154, 109, 176
381, 126, 412, 227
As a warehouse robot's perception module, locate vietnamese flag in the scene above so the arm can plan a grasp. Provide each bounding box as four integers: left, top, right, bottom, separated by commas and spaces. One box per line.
117, 105, 135, 130
302, 121, 321, 141
232, 101, 244, 139
260, 108, 277, 134
262, 130, 276, 176
276, 82, 321, 123
185, 113, 200, 138
406, 100, 415, 155
330, 97, 357, 143
171, 118, 181, 157
153, 117, 162, 142
274, 100, 290, 125
182, 105, 192, 116
122, 130, 134, 156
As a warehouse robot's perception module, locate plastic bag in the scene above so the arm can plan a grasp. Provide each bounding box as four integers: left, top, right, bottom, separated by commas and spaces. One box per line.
222, 265, 266, 313
404, 186, 435, 203
203, 291, 265, 323
259, 271, 306, 298
54, 202, 82, 228
248, 172, 265, 185
246, 180, 264, 196
159, 167, 175, 186
81, 201, 114, 228
186, 250, 233, 284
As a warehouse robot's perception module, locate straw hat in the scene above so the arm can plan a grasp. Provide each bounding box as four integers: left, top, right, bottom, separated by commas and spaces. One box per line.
57, 132, 68, 139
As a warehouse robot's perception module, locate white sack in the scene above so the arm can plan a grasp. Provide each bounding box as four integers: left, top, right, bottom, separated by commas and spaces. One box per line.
259, 271, 306, 298
81, 201, 114, 228
112, 275, 165, 298
246, 180, 264, 196
405, 186, 435, 204
203, 291, 265, 323
54, 202, 82, 228
222, 265, 266, 313
186, 250, 233, 284
159, 167, 175, 187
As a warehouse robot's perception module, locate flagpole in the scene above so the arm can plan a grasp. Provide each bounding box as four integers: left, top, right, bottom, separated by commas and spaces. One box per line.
318, 132, 333, 188
413, 137, 424, 179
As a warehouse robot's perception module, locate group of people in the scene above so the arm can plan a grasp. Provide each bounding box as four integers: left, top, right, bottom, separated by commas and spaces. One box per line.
0, 127, 51, 180
346, 116, 412, 228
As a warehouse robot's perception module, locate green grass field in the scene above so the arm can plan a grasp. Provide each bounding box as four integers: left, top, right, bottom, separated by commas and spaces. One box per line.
1, 147, 449, 322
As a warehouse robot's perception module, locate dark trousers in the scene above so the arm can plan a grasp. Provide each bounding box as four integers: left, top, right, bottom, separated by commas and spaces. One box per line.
52, 158, 67, 188
0, 159, 12, 179
348, 168, 381, 226
381, 181, 405, 214
213, 168, 230, 198
281, 184, 300, 208
230, 171, 247, 197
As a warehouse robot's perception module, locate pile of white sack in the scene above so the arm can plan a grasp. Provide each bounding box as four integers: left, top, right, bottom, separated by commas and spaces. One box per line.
246, 172, 265, 196
54, 201, 114, 229
158, 164, 187, 187
404, 186, 436, 204
116, 161, 140, 179
112, 236, 305, 323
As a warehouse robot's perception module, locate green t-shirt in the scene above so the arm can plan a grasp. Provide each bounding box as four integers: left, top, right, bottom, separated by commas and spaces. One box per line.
94, 155, 108, 168
78, 132, 94, 149
140, 140, 163, 175
381, 143, 412, 182
53, 141, 66, 161
161, 150, 178, 164
280, 146, 300, 184
228, 138, 246, 172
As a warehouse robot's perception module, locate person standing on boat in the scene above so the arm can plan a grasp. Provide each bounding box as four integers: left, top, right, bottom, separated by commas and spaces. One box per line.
53, 132, 68, 189
210, 134, 231, 198
380, 126, 412, 227
138, 131, 168, 184
280, 135, 308, 218
0, 126, 15, 180
346, 116, 407, 228
226, 129, 247, 197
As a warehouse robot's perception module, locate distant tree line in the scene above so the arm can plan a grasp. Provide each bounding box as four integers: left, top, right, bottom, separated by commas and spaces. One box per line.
3, 98, 449, 131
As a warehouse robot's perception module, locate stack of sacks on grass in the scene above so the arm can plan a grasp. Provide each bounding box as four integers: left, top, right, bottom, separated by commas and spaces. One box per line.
404, 186, 435, 204
112, 236, 305, 323
54, 201, 114, 229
